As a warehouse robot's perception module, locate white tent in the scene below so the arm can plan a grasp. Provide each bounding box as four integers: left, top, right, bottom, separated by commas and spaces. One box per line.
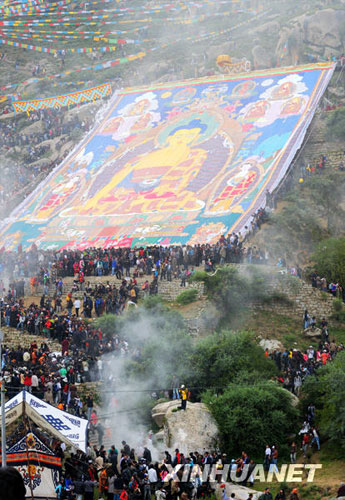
1, 391, 88, 452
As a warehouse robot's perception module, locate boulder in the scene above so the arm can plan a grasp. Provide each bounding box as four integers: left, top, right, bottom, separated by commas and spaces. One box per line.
259, 338, 283, 352
275, 9, 345, 62
303, 326, 321, 338
304, 9, 345, 52
151, 400, 219, 453
151, 400, 180, 428
282, 389, 299, 408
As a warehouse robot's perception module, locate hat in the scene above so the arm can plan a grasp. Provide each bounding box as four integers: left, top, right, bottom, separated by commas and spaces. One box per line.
292, 489, 298, 494
220, 484, 226, 489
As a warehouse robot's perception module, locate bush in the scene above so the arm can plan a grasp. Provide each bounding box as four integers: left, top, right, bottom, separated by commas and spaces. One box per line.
142, 295, 165, 309
261, 291, 293, 306
189, 331, 277, 394
70, 127, 83, 142
312, 237, 345, 286
94, 314, 117, 339
191, 266, 274, 327
203, 381, 298, 458
176, 288, 198, 305
332, 298, 343, 313
190, 270, 209, 282
301, 351, 345, 449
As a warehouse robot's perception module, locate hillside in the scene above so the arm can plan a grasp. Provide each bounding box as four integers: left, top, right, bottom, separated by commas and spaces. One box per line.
1, 0, 345, 235
1, 0, 345, 498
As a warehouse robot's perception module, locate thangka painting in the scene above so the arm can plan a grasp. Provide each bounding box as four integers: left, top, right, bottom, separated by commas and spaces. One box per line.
6, 431, 61, 498
1, 63, 334, 249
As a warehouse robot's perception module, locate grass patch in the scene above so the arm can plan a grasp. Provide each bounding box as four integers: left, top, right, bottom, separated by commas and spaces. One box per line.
243, 310, 309, 349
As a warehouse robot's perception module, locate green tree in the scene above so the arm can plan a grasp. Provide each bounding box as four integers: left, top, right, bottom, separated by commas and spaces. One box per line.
191, 266, 271, 325
94, 314, 118, 340
203, 381, 298, 458
189, 331, 277, 394
301, 351, 345, 448
312, 237, 345, 286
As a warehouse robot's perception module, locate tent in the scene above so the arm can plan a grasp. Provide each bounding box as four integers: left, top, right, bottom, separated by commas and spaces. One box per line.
6, 430, 62, 498
0, 391, 88, 452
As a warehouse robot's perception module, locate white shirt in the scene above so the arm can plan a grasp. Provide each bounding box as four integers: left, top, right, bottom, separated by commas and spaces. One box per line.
31, 374, 39, 387
148, 469, 158, 483
74, 299, 81, 308
265, 447, 271, 457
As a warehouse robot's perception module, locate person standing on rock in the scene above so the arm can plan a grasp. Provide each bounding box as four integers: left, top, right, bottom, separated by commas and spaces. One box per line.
179, 385, 188, 411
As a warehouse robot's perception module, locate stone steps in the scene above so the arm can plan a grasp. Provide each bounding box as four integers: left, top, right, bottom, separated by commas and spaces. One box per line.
31, 273, 205, 302
25, 264, 336, 319
2, 326, 61, 351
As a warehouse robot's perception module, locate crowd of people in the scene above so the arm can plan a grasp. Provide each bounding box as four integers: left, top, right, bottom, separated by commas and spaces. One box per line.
0, 240, 342, 500
0, 102, 100, 218
310, 273, 344, 300
0, 229, 269, 282
267, 313, 343, 397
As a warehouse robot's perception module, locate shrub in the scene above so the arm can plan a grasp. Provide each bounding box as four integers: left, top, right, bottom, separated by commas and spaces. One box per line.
94, 314, 117, 339
190, 270, 209, 282
261, 291, 293, 306
332, 298, 344, 322
190, 331, 277, 394
176, 288, 198, 305
70, 127, 83, 142
203, 381, 298, 458
312, 237, 345, 285
333, 298, 343, 313
301, 351, 345, 449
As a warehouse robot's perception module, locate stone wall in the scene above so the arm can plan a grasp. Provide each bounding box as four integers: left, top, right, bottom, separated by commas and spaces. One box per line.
30, 265, 334, 320
254, 273, 335, 319
2, 326, 61, 351
30, 274, 204, 302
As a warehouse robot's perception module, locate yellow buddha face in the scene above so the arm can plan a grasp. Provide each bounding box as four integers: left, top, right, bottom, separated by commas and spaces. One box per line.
245, 100, 269, 120
272, 81, 295, 100
129, 99, 150, 116
281, 96, 303, 115
166, 127, 201, 147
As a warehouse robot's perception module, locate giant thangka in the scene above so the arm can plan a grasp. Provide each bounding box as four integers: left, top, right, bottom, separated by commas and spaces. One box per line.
0, 63, 335, 249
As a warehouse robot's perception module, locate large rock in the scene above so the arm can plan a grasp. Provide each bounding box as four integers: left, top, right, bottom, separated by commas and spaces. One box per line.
276, 9, 345, 62
259, 338, 283, 352
303, 326, 321, 338
152, 400, 180, 428
304, 9, 345, 51
152, 400, 219, 453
